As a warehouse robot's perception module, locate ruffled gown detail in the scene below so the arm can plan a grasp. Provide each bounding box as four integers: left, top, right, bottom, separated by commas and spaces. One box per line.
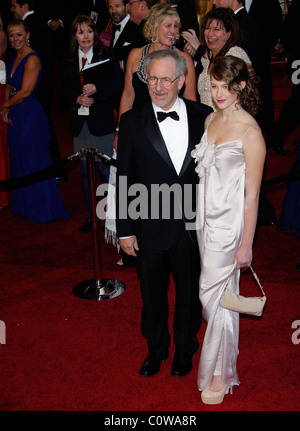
6, 53, 70, 223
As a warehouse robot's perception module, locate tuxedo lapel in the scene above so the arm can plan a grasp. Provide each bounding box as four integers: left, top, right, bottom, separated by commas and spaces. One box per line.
138, 102, 175, 172
112, 25, 126, 50
112, 21, 135, 53
138, 100, 203, 177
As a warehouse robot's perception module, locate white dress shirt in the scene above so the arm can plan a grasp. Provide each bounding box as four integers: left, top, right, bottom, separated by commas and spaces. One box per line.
245, 0, 253, 12
22, 10, 35, 20
153, 97, 189, 175
234, 6, 245, 14
78, 46, 94, 70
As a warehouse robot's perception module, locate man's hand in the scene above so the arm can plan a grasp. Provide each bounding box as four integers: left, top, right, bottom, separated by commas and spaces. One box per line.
48, 20, 62, 31
119, 236, 139, 257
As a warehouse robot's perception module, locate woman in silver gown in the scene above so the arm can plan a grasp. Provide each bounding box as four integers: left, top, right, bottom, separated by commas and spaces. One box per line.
192, 56, 266, 405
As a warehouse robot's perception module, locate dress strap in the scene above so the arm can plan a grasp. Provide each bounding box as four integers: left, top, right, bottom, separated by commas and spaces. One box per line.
241, 125, 260, 140
136, 44, 150, 84
205, 112, 215, 133
207, 112, 214, 127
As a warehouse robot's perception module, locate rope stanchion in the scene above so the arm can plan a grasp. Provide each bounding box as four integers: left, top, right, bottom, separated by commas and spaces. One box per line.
72, 148, 125, 301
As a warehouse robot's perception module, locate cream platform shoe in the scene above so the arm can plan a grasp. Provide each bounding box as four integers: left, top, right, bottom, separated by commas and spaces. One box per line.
201, 385, 232, 405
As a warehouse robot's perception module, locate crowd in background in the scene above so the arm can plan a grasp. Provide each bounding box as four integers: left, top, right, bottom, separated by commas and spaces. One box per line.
0, 0, 298, 226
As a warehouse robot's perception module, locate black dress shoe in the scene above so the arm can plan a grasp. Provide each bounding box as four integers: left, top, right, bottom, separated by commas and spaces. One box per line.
78, 218, 92, 234
171, 350, 193, 377
139, 350, 169, 377
273, 147, 295, 156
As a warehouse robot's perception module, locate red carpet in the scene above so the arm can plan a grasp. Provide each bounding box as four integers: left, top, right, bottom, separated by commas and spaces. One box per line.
0, 62, 299, 416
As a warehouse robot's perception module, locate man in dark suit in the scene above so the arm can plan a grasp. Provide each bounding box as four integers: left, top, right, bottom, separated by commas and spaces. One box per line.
107, 0, 144, 69
116, 49, 212, 377
128, 0, 158, 40
246, 0, 282, 135
265, 0, 299, 156
75, 0, 110, 34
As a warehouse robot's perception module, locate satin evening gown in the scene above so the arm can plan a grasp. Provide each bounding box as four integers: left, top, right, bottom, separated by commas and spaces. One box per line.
6, 52, 70, 223
192, 116, 258, 391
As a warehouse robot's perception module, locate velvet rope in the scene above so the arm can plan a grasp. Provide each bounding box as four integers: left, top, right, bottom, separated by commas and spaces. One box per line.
0, 148, 297, 190
0, 149, 117, 190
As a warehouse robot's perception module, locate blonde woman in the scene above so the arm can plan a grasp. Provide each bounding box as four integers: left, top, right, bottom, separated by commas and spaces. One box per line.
0, 19, 70, 222
117, 3, 196, 125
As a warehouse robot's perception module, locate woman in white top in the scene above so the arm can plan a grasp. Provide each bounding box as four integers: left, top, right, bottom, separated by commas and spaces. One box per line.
183, 8, 251, 109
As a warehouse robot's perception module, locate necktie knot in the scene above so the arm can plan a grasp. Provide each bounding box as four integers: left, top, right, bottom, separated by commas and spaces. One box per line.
157, 111, 179, 123
112, 24, 121, 32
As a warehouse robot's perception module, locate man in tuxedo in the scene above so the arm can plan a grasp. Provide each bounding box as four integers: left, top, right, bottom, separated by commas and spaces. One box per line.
265, 0, 299, 156
107, 0, 144, 69
116, 49, 212, 377
128, 0, 158, 34
212, 0, 258, 67
39, 1, 74, 57
246, 0, 282, 136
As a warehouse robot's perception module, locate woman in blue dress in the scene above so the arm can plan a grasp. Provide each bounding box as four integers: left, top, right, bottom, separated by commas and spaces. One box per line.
0, 19, 69, 223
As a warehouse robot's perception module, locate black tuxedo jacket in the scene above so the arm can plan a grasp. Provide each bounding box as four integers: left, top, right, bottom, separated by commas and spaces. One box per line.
175, 1, 200, 50
116, 98, 213, 250
24, 13, 51, 64
75, 0, 110, 33
61, 48, 124, 137
110, 19, 144, 64
281, 0, 300, 73
235, 8, 258, 68
248, 0, 282, 53
38, 0, 73, 28
38, 0, 75, 53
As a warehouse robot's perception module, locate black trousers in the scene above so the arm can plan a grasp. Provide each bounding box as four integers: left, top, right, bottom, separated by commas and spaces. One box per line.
270, 81, 300, 148
135, 229, 202, 355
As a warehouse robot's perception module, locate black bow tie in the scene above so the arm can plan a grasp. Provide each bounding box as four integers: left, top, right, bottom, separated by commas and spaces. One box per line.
112, 24, 121, 32
157, 111, 180, 122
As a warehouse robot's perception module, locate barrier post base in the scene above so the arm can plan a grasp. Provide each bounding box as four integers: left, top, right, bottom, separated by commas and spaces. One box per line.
73, 278, 125, 301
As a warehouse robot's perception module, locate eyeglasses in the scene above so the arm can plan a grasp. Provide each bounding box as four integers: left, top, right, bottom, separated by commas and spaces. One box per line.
129, 0, 141, 6
147, 76, 181, 87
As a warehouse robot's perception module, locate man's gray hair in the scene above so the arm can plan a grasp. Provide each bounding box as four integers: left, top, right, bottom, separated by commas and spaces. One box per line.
144, 49, 187, 78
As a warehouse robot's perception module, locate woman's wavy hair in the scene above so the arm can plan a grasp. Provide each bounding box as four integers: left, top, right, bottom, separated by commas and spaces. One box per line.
67, 15, 104, 73
211, 55, 261, 116
143, 3, 181, 44
201, 8, 242, 62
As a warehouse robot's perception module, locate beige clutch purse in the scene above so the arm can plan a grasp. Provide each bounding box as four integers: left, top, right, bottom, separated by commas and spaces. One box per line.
220, 266, 266, 316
